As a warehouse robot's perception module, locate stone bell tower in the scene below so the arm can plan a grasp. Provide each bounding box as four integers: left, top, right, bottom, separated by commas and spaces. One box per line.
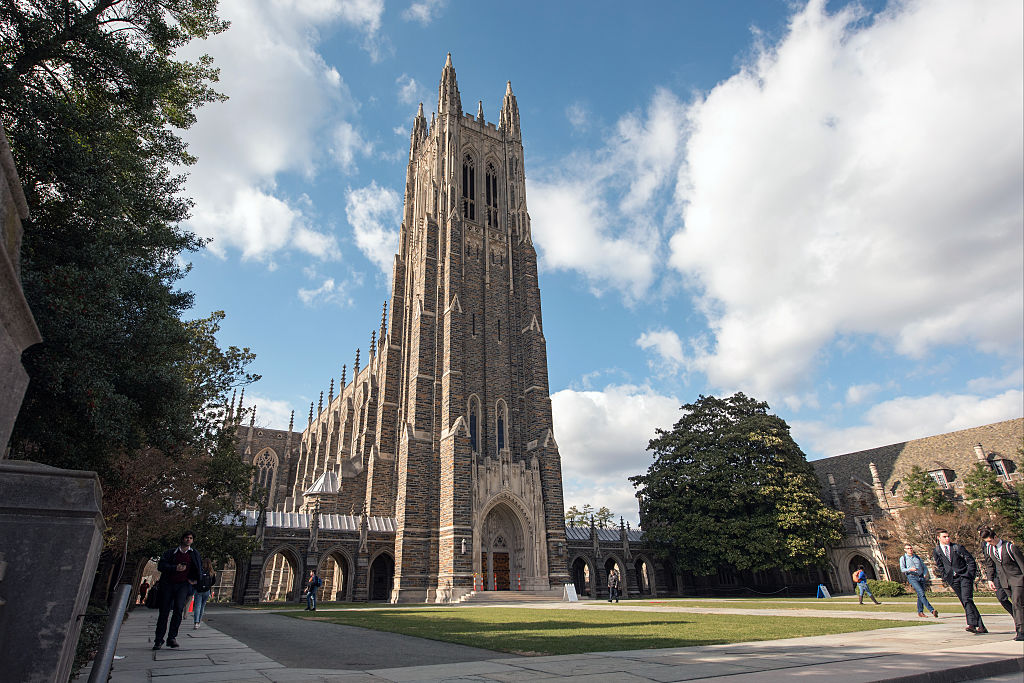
389, 54, 569, 602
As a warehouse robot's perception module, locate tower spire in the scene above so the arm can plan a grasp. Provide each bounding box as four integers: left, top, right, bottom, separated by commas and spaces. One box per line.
354, 348, 360, 376
500, 79, 520, 139
308, 402, 314, 426
370, 330, 376, 358
250, 405, 256, 427
237, 387, 245, 423
477, 100, 484, 122
380, 301, 388, 343
340, 364, 347, 390
317, 390, 323, 415
438, 52, 461, 116
288, 410, 294, 433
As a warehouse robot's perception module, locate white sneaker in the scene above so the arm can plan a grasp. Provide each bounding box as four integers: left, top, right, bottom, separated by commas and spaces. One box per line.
193, 623, 199, 630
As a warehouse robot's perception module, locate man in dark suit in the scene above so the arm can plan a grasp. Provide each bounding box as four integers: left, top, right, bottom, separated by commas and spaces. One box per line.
981, 527, 1024, 641
932, 528, 987, 634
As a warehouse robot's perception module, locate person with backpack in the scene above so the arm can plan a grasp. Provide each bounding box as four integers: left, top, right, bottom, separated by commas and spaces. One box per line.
980, 527, 1023, 641
192, 558, 216, 630
852, 565, 881, 604
303, 569, 322, 611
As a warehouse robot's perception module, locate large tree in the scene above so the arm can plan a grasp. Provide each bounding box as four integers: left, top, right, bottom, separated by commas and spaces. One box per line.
1, 1, 232, 470
630, 393, 844, 575
0, 3, 259, 578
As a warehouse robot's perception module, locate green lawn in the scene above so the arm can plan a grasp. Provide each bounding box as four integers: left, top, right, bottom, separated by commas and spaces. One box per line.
282, 607, 927, 656
613, 599, 1004, 614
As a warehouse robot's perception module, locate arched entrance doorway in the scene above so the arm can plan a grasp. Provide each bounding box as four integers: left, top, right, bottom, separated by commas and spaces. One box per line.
478, 500, 532, 591
214, 557, 237, 603
604, 557, 623, 599
318, 551, 352, 602
571, 557, 592, 597
848, 555, 877, 581
261, 549, 299, 602
369, 553, 394, 601
635, 557, 654, 595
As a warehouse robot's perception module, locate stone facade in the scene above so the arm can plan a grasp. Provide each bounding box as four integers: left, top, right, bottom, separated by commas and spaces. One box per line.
235, 56, 570, 603
812, 418, 1023, 593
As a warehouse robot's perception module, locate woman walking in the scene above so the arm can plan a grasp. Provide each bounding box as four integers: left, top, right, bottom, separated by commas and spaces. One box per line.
193, 558, 216, 629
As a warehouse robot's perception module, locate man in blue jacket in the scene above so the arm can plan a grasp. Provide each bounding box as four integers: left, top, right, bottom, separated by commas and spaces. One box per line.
153, 530, 203, 650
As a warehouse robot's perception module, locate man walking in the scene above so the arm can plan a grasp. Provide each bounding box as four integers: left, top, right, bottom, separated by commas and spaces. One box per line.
153, 531, 203, 650
607, 568, 621, 603
980, 528, 1024, 641
899, 544, 937, 617
933, 529, 986, 634
303, 569, 321, 611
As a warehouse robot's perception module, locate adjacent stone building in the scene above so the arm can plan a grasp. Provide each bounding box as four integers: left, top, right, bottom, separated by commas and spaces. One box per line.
812, 418, 1023, 593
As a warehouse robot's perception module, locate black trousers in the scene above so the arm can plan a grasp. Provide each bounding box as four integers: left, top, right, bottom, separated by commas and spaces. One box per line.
949, 576, 983, 628
155, 582, 192, 644
1002, 580, 1024, 634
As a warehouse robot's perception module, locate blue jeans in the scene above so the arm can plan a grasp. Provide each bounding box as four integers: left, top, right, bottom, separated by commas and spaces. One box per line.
306, 589, 316, 609
857, 581, 872, 596
907, 575, 934, 613
193, 589, 211, 624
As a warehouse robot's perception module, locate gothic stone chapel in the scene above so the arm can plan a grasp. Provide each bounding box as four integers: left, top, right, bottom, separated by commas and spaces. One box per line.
230, 55, 585, 604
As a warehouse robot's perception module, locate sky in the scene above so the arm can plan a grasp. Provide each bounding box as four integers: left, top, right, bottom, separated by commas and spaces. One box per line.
178, 0, 1024, 526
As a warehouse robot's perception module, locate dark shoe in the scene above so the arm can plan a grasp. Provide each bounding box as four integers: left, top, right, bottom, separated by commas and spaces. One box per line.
931, 609, 939, 618
918, 612, 926, 617
167, 639, 180, 648
974, 626, 988, 634
152, 641, 162, 650
965, 625, 977, 633
1013, 633, 1023, 641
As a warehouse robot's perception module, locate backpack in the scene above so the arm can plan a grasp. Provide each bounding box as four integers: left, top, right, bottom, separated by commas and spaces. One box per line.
145, 582, 160, 609
315, 576, 323, 588
196, 572, 213, 593
851, 569, 864, 583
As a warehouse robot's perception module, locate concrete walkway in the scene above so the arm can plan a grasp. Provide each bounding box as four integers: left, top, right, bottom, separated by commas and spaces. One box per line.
76, 603, 1023, 682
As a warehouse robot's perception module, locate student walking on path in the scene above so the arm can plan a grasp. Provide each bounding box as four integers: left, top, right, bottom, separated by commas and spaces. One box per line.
980, 527, 1023, 641
153, 531, 203, 650
193, 558, 216, 629
852, 565, 881, 604
607, 568, 621, 603
933, 528, 987, 634
900, 544, 938, 618
303, 569, 322, 611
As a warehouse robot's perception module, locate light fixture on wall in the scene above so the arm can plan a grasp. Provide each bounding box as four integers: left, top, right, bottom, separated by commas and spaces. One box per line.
461, 538, 467, 555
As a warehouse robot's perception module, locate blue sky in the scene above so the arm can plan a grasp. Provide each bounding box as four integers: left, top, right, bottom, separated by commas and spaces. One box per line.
179, 0, 1024, 525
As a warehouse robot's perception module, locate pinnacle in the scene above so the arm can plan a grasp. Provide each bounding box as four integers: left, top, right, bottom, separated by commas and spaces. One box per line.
506, 80, 513, 95
445, 52, 452, 67
417, 101, 424, 117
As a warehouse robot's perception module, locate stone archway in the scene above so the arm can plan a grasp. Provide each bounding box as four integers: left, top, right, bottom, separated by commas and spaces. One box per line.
477, 500, 533, 591
634, 556, 655, 596
260, 546, 301, 603
369, 553, 394, 601
318, 549, 353, 602
570, 556, 594, 597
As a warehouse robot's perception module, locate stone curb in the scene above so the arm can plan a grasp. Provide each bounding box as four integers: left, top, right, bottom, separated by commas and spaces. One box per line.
879, 656, 1024, 683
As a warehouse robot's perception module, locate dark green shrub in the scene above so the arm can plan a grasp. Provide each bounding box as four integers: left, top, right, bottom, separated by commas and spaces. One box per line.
866, 579, 906, 597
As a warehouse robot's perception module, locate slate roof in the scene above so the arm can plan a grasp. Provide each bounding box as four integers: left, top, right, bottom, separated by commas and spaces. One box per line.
237, 510, 397, 533
564, 526, 645, 542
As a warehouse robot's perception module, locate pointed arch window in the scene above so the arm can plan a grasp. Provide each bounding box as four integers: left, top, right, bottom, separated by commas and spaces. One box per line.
468, 396, 481, 454
495, 400, 508, 453
485, 163, 499, 227
462, 155, 476, 220
252, 449, 279, 507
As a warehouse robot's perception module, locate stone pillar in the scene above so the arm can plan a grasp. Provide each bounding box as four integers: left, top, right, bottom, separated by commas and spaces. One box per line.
0, 125, 42, 456
0, 461, 103, 683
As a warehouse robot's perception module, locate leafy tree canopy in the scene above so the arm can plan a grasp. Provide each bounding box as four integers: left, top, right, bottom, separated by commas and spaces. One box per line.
1, 3, 257, 557
630, 393, 844, 575
565, 504, 615, 528
900, 465, 955, 514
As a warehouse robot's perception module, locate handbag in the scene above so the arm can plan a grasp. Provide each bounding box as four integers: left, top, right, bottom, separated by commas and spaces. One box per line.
145, 582, 160, 609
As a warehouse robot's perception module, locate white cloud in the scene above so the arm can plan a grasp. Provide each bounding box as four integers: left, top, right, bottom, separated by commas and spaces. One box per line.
180, 1, 361, 262
636, 329, 684, 373
395, 73, 428, 106
552, 384, 681, 525
331, 122, 372, 172
565, 102, 588, 132
403, 0, 447, 25
668, 0, 1024, 398
240, 393, 297, 431
345, 182, 402, 276
530, 89, 687, 302
298, 277, 353, 307
845, 383, 882, 405
794, 389, 1024, 458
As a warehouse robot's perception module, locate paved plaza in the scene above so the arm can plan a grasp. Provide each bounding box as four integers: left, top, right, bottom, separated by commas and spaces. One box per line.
75, 599, 1023, 683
